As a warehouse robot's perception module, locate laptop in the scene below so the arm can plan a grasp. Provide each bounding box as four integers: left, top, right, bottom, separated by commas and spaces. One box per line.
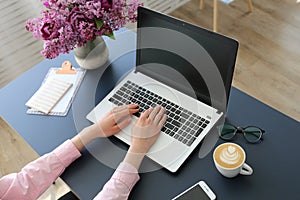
86, 7, 238, 172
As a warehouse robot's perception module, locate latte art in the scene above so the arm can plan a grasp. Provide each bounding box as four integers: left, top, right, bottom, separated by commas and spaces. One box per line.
220, 146, 241, 165
213, 143, 245, 169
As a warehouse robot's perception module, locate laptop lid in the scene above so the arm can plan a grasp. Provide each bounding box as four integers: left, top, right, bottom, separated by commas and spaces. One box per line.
136, 7, 238, 113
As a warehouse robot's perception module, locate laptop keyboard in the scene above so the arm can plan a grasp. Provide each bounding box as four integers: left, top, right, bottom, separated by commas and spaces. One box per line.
108, 80, 210, 146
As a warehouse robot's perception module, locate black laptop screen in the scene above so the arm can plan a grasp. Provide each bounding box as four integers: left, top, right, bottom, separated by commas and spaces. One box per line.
136, 7, 238, 112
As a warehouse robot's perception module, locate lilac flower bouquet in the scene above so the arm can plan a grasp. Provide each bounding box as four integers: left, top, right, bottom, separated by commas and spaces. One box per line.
26, 0, 142, 59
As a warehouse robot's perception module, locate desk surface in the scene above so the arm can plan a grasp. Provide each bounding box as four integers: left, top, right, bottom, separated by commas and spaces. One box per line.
1, 30, 300, 200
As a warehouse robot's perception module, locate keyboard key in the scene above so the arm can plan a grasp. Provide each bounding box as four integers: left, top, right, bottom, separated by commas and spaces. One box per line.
116, 90, 124, 96
194, 130, 201, 137
112, 94, 122, 101
169, 131, 175, 136
180, 112, 189, 119
179, 136, 184, 141
187, 138, 196, 146
180, 118, 186, 124
173, 127, 179, 132
165, 123, 174, 130
171, 120, 181, 127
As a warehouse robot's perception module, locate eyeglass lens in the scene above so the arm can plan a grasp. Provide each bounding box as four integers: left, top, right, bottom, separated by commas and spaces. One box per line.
243, 127, 262, 143
219, 124, 236, 140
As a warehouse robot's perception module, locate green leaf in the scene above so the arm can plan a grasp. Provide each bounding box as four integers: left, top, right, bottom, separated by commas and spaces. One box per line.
94, 18, 103, 30
106, 32, 115, 40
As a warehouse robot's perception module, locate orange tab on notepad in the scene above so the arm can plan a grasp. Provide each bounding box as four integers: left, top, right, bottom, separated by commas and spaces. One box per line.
56, 61, 76, 74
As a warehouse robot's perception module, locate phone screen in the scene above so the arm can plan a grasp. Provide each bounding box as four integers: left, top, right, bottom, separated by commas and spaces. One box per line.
174, 185, 211, 200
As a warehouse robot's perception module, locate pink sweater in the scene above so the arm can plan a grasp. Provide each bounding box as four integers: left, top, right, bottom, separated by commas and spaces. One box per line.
0, 140, 140, 200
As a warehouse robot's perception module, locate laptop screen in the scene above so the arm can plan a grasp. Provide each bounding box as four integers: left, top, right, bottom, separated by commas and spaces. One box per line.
136, 7, 238, 112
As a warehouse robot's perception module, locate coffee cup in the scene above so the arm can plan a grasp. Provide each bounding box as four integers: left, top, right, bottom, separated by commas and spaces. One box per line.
213, 142, 253, 178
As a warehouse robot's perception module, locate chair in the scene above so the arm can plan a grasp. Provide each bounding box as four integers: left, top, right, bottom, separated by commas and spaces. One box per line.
200, 0, 253, 32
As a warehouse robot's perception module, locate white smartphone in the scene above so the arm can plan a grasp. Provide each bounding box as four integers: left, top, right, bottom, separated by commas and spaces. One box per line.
172, 181, 216, 200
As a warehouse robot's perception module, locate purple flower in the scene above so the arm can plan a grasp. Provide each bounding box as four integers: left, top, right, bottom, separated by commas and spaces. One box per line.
68, 7, 95, 40
68, 7, 93, 29
43, 1, 50, 8
101, 0, 113, 10
26, 0, 143, 59
40, 19, 60, 40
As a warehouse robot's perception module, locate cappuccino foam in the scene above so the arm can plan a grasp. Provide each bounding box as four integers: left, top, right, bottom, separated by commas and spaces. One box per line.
214, 143, 244, 169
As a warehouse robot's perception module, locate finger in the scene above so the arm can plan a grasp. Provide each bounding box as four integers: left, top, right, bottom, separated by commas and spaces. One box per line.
129, 108, 139, 114
148, 106, 161, 121
153, 107, 166, 124
112, 105, 137, 123
158, 114, 168, 128
140, 107, 153, 120
128, 103, 139, 109
112, 104, 138, 115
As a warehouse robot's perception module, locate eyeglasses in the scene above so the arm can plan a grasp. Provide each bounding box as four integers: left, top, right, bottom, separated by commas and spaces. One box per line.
218, 124, 265, 143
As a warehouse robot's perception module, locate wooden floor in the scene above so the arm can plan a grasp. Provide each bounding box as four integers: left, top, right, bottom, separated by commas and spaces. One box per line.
0, 0, 300, 199
170, 0, 300, 122
0, 117, 70, 199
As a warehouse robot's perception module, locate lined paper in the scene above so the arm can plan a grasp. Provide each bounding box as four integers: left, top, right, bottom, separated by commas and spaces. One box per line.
25, 78, 73, 114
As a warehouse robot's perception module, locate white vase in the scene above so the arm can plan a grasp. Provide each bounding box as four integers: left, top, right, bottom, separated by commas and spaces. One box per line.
74, 37, 109, 70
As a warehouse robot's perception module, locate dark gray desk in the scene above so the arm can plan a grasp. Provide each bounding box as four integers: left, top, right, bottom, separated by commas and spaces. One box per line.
1, 30, 300, 200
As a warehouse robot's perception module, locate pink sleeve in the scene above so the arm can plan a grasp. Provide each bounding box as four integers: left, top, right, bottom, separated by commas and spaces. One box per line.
93, 162, 140, 200
0, 139, 81, 200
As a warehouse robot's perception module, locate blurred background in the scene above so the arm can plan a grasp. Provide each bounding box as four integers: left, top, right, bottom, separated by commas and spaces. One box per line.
1, 0, 299, 121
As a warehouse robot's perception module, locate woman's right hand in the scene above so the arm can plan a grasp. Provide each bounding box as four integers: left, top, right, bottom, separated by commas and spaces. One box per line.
130, 106, 167, 154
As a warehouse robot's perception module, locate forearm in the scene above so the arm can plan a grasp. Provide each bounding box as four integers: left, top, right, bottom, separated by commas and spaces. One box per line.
0, 140, 81, 200
71, 134, 85, 151
93, 146, 146, 199
74, 123, 104, 151
123, 147, 146, 170
93, 162, 140, 200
